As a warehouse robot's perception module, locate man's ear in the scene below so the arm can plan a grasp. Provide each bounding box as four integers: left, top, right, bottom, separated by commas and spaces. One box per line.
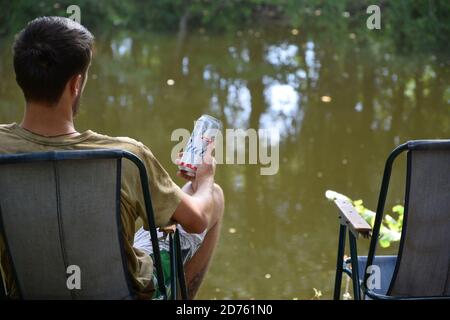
69, 74, 83, 97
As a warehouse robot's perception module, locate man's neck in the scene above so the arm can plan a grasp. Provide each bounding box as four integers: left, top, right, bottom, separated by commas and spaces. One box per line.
20, 101, 78, 137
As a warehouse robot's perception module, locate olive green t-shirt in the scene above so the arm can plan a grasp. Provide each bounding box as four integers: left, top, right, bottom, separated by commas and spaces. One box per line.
0, 123, 183, 299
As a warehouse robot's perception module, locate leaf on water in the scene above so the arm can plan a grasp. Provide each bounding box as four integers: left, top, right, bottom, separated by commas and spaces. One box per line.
343, 292, 352, 300
321, 95, 332, 103
312, 288, 322, 299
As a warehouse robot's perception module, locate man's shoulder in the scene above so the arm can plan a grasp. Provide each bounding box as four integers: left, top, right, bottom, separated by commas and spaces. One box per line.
88, 131, 150, 155
0, 123, 16, 132
0, 123, 21, 143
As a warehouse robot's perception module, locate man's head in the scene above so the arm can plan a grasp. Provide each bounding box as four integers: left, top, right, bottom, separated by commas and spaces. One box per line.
13, 16, 94, 115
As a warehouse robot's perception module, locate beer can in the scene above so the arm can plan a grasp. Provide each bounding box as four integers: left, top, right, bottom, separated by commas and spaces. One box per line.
178, 114, 222, 177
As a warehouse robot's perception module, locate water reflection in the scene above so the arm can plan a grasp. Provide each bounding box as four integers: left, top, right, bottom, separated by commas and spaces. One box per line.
0, 26, 448, 299
305, 41, 320, 83
225, 80, 251, 128
266, 43, 298, 67
260, 80, 302, 138
111, 37, 133, 58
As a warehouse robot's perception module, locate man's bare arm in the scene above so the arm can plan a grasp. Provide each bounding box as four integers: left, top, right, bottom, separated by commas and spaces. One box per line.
171, 143, 216, 234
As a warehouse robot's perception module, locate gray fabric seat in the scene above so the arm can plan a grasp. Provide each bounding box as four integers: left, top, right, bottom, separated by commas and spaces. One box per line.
357, 256, 396, 297
0, 151, 134, 299
387, 148, 450, 297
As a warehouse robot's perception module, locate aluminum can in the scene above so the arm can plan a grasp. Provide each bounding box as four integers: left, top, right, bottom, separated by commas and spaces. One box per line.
178, 115, 222, 177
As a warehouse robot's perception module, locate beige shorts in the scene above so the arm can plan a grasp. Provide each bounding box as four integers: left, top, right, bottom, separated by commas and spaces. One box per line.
133, 225, 206, 264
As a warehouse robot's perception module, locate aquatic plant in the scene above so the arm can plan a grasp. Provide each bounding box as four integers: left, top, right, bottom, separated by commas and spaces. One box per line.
325, 190, 404, 248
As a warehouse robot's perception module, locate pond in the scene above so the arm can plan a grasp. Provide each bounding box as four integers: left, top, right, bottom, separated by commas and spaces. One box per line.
0, 26, 448, 299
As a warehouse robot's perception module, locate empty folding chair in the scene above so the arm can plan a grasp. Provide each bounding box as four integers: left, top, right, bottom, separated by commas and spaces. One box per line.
330, 140, 450, 300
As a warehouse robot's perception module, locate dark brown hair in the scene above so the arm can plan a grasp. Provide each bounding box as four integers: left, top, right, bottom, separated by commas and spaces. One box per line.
13, 16, 94, 104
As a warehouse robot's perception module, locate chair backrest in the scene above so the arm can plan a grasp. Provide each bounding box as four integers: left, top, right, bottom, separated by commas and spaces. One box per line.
0, 151, 133, 299
388, 146, 450, 297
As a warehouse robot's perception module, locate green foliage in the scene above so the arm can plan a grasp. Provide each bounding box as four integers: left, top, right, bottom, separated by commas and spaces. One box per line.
386, 0, 450, 54
353, 199, 403, 248
0, 0, 448, 55
325, 190, 404, 248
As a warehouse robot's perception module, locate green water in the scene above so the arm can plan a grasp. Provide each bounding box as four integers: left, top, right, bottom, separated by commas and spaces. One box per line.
0, 27, 448, 299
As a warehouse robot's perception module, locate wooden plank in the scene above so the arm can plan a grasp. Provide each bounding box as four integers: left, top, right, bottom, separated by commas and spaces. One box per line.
334, 198, 372, 237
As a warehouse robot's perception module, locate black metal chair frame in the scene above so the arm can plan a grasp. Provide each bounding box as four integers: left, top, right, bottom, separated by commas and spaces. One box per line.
333, 140, 450, 300
0, 149, 187, 300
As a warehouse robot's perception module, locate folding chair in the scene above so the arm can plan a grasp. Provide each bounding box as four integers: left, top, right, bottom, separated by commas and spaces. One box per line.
330, 140, 450, 300
0, 149, 187, 299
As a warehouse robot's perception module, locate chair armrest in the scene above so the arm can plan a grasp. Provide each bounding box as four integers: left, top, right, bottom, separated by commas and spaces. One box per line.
326, 191, 372, 238
159, 224, 189, 299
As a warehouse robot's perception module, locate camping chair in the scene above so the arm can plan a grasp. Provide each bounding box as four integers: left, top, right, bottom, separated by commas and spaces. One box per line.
0, 149, 187, 300
330, 140, 450, 300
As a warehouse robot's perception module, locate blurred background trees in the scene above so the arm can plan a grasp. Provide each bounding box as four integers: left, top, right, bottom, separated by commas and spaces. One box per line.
1, 0, 449, 56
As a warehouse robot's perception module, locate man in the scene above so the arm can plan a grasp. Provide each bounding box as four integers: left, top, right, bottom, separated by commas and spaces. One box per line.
0, 16, 224, 299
